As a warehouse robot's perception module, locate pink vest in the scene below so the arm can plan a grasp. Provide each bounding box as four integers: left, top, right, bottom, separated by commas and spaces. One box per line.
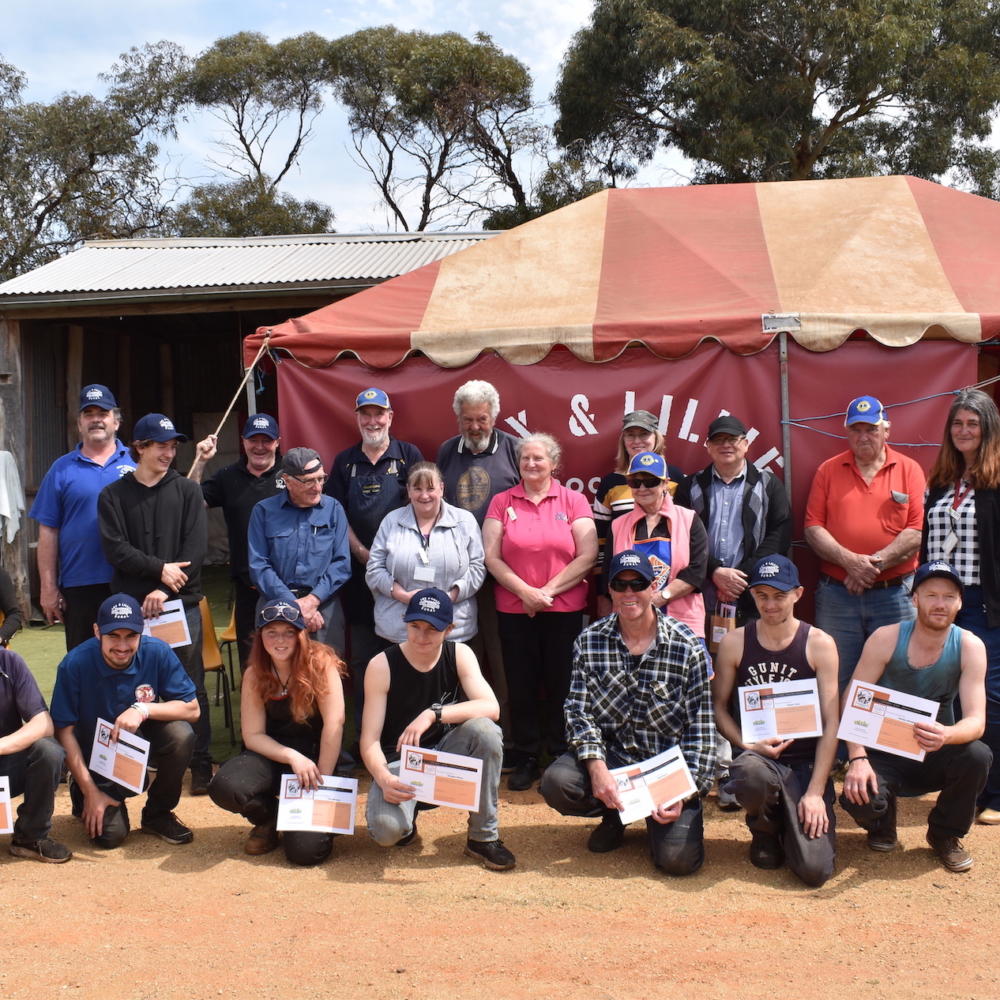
611, 496, 706, 637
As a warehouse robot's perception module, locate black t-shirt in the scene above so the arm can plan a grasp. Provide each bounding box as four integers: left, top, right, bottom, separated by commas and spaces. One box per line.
380, 641, 463, 761
0, 649, 47, 739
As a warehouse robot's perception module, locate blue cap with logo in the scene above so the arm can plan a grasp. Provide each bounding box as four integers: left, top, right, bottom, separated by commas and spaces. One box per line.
403, 587, 453, 630
845, 395, 888, 427
749, 554, 801, 592
608, 549, 656, 585
133, 413, 188, 443
79, 384, 118, 412
626, 451, 667, 480
355, 387, 391, 410
912, 561, 964, 596
241, 413, 280, 440
97, 593, 144, 634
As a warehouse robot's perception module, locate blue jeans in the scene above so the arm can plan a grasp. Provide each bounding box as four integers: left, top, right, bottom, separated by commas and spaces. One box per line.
814, 576, 915, 691
955, 585, 1000, 811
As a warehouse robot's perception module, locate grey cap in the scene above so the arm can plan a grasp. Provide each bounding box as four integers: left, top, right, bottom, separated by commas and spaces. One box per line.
282, 447, 323, 477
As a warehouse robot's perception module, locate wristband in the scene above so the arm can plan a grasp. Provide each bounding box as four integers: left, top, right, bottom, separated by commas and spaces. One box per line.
131, 701, 150, 720
848, 755, 868, 764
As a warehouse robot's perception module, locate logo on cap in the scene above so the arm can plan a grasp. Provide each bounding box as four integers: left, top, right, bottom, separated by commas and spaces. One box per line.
363, 390, 377, 400
86, 388, 103, 400
253, 417, 268, 429
159, 418, 174, 430
856, 400, 871, 412
621, 553, 640, 566
418, 595, 441, 613
758, 561, 779, 578
110, 602, 132, 619
639, 455, 655, 466
928, 561, 951, 573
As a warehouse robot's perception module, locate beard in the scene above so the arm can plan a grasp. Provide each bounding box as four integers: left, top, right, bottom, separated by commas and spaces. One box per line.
361, 427, 388, 448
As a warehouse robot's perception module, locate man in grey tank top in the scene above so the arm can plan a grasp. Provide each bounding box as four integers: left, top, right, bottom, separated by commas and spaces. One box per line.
713, 555, 840, 887
840, 562, 992, 873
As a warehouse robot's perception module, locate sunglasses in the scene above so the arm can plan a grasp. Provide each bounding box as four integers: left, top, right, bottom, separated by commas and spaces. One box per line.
626, 476, 662, 489
260, 603, 302, 623
288, 473, 328, 487
609, 577, 650, 592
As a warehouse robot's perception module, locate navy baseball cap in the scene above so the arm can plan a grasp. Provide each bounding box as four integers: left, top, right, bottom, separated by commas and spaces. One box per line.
79, 384, 118, 411
845, 395, 888, 426
708, 415, 747, 439
749, 555, 801, 591
97, 594, 144, 634
241, 413, 280, 439
355, 387, 391, 410
626, 451, 667, 480
403, 588, 453, 630
132, 413, 188, 443
608, 549, 656, 585
912, 561, 964, 595
257, 599, 306, 630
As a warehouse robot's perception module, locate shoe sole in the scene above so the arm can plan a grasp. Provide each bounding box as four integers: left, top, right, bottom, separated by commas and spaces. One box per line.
463, 845, 516, 871
141, 826, 194, 845
867, 839, 899, 853
9, 844, 73, 864
927, 836, 973, 872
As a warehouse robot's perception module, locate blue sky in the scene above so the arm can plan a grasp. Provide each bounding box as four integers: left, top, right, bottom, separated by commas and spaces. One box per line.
2, 0, 673, 231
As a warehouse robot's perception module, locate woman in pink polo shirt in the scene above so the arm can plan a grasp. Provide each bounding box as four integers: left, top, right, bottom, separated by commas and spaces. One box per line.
483, 433, 597, 792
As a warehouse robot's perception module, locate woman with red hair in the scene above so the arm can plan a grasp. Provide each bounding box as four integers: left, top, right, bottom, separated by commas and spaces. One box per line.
209, 600, 346, 864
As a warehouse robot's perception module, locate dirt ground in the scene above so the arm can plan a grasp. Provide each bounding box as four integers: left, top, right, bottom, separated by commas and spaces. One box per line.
2, 778, 998, 1000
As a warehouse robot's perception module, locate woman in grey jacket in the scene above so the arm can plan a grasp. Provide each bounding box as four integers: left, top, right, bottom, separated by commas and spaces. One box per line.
366, 462, 486, 643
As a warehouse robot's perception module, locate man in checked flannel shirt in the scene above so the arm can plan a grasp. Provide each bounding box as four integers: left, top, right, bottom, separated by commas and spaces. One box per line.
541, 549, 716, 875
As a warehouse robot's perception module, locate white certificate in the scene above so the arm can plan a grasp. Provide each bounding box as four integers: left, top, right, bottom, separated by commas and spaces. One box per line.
738, 679, 823, 744
609, 747, 698, 826
837, 679, 939, 761
0, 776, 12, 834
398, 744, 483, 813
89, 718, 150, 793
142, 599, 192, 648
276, 773, 358, 835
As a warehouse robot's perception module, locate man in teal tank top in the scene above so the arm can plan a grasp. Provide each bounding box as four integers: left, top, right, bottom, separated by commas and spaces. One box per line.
840, 562, 992, 872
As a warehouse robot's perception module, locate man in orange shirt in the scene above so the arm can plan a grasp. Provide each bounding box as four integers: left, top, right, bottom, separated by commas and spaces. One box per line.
804, 396, 925, 690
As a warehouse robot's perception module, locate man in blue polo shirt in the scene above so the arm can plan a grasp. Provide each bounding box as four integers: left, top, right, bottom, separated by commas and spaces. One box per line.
30, 384, 135, 650
1, 649, 70, 862
50, 594, 200, 849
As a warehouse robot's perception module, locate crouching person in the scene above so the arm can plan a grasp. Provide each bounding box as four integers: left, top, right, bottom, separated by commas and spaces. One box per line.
209, 600, 346, 866
360, 588, 515, 871
51, 594, 199, 848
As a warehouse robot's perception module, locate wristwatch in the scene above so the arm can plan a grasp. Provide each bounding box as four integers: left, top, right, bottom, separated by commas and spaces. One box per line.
431, 703, 444, 724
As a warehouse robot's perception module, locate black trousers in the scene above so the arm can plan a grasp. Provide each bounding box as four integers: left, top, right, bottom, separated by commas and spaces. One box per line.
61, 583, 111, 650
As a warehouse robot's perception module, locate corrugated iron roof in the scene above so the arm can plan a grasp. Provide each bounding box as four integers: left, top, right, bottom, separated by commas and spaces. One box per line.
0, 232, 496, 301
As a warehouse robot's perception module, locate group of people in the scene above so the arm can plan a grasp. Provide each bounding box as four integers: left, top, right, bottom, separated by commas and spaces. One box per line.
0, 378, 996, 885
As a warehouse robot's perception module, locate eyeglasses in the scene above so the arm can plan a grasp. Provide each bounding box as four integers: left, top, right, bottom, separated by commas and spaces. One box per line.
260, 603, 302, 623
625, 476, 662, 489
288, 473, 327, 487
609, 577, 650, 592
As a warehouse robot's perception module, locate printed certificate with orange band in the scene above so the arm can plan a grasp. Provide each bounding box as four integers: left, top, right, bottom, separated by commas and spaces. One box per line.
398, 744, 483, 813
738, 679, 822, 745
141, 599, 192, 649
277, 773, 358, 835
88, 718, 149, 793
609, 747, 698, 825
0, 776, 12, 834
837, 680, 938, 761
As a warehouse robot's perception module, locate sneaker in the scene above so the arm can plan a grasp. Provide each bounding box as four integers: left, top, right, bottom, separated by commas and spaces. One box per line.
926, 832, 973, 873
190, 765, 213, 796
395, 816, 418, 847
508, 758, 540, 792
9, 837, 73, 864
464, 838, 516, 871
587, 810, 625, 853
716, 782, 741, 812
976, 807, 1000, 826
749, 831, 784, 869
141, 811, 194, 845
244, 823, 279, 856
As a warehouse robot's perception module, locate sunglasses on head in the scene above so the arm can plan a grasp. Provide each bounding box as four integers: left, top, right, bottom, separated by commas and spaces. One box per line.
260, 604, 301, 624
609, 577, 650, 592
626, 476, 661, 489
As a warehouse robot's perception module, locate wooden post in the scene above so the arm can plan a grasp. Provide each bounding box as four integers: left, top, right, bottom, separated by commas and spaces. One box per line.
0, 318, 30, 613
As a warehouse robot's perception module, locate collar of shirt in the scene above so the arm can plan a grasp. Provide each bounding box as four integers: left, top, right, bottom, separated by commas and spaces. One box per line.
710, 463, 746, 486
456, 430, 500, 456
509, 478, 561, 501
74, 440, 132, 468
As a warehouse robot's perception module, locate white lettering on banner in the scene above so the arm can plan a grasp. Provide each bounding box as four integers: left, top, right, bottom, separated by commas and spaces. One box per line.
569, 394, 599, 437
565, 477, 584, 492
678, 398, 700, 443
623, 392, 672, 432
503, 410, 531, 438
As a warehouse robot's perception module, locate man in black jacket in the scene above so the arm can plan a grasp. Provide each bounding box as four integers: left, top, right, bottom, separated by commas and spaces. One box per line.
98, 413, 212, 794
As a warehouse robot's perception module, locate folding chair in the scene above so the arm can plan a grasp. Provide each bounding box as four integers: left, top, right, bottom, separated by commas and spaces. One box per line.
199, 598, 235, 743
218, 608, 239, 687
